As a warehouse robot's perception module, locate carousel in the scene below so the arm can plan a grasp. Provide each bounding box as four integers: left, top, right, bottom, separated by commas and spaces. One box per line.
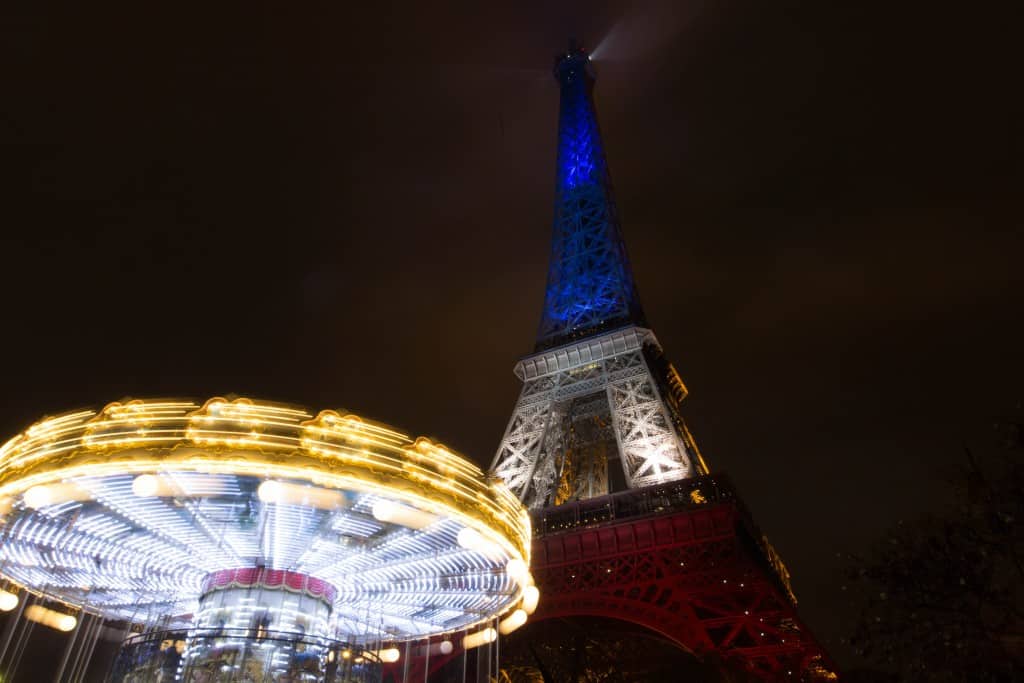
0, 397, 536, 681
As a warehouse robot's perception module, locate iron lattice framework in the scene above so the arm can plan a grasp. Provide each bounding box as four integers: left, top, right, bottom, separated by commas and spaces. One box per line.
529, 478, 838, 680
535, 44, 645, 351
492, 327, 703, 510
492, 45, 702, 510
486, 43, 838, 680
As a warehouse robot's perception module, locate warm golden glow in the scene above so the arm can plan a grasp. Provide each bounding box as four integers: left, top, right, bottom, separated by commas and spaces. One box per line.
0, 589, 18, 611
457, 527, 503, 559
0, 397, 531, 566
680, 421, 710, 475
505, 558, 529, 583
131, 473, 161, 497
132, 473, 228, 498
257, 480, 345, 510
462, 627, 497, 649
371, 499, 439, 529
762, 534, 797, 605
25, 605, 77, 632
372, 647, 401, 663
23, 483, 90, 509
498, 609, 528, 635
522, 585, 540, 614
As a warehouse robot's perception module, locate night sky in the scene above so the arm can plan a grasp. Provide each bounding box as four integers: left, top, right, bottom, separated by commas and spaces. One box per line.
1, 0, 1020, 673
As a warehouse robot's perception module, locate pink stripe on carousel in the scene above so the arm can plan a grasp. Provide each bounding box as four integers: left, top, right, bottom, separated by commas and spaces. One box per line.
200, 568, 337, 603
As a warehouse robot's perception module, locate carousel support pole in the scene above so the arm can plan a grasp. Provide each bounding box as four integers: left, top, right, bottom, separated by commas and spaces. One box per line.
64, 613, 90, 683
52, 610, 84, 683
6, 595, 38, 682
460, 631, 467, 683
76, 614, 104, 683
0, 589, 27, 669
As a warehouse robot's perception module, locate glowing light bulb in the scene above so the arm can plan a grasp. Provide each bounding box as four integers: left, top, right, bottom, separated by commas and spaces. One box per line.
23, 483, 89, 508
423, 640, 455, 656
457, 527, 482, 548
371, 500, 395, 521
462, 627, 497, 650
132, 474, 159, 497
505, 558, 528, 583
257, 480, 283, 503
256, 480, 343, 509
23, 485, 53, 509
375, 647, 400, 663
0, 590, 18, 611
522, 585, 540, 614
25, 605, 78, 632
457, 527, 502, 558
371, 500, 437, 529
499, 609, 527, 635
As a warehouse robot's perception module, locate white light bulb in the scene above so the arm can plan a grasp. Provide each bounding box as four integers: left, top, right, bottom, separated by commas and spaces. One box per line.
522, 585, 540, 614
132, 474, 159, 497
372, 500, 436, 529
505, 558, 528, 582
23, 485, 53, 509
457, 527, 483, 549
257, 480, 283, 503
499, 609, 527, 635
371, 500, 395, 522
0, 590, 18, 612
462, 627, 497, 649
458, 527, 504, 560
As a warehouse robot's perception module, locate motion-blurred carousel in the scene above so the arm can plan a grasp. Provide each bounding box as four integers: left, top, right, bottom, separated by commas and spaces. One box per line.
0, 397, 536, 682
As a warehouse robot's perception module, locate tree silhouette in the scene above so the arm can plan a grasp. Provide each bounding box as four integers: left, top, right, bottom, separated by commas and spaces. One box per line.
846, 420, 1024, 680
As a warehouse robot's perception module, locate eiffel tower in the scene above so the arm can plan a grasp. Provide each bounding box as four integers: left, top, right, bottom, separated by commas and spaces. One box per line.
489, 43, 839, 680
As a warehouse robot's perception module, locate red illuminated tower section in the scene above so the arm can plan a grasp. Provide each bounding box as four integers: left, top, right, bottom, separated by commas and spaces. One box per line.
491, 44, 839, 680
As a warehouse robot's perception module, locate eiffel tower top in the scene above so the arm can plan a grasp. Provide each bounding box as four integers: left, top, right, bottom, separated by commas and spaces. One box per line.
534, 41, 647, 352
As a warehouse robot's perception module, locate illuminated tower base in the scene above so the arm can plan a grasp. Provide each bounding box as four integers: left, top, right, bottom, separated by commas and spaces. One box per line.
494, 326, 704, 510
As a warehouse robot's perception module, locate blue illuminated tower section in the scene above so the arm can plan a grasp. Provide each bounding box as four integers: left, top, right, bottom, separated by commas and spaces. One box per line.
492, 43, 705, 510
536, 44, 646, 351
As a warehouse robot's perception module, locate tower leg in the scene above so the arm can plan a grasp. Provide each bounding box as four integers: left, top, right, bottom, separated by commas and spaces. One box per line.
491, 328, 694, 509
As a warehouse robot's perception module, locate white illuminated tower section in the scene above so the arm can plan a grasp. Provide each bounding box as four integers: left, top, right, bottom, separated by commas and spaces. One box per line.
491, 43, 709, 510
